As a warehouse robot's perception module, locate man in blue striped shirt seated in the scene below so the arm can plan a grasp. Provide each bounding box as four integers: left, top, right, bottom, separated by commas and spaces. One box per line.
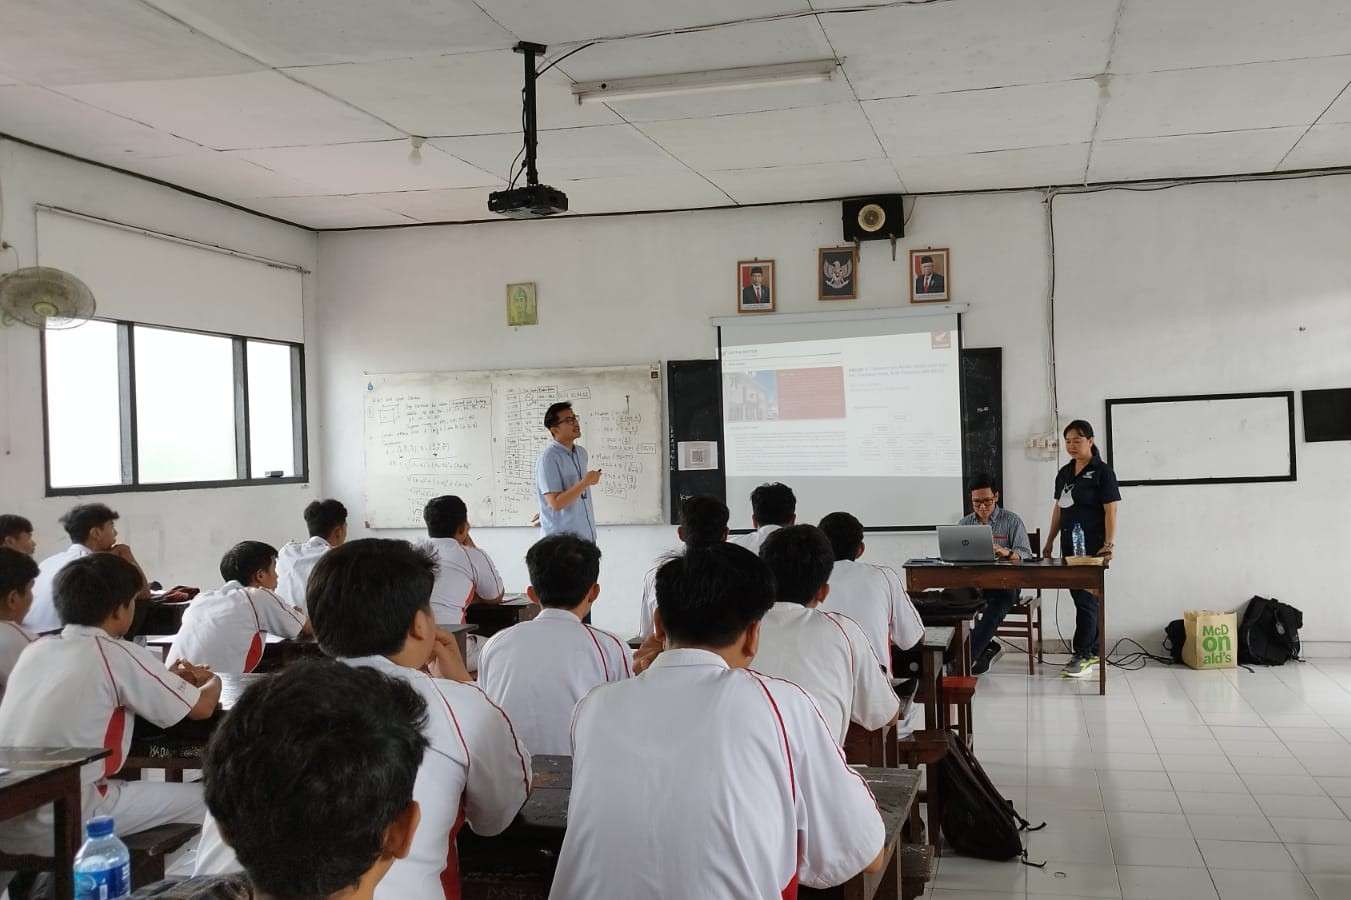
959, 474, 1033, 675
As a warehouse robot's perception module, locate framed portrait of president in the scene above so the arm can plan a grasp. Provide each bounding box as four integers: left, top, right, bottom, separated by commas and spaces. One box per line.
909, 248, 950, 303
737, 260, 775, 314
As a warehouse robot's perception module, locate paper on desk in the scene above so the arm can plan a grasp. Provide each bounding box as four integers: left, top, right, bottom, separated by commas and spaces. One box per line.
501, 594, 531, 606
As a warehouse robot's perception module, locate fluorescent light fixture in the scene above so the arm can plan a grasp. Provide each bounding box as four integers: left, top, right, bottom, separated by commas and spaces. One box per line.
572, 59, 837, 105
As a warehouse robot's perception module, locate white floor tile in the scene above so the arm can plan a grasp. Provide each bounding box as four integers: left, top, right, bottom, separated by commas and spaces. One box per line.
1229, 755, 1310, 776
1197, 839, 1298, 871
1287, 842, 1351, 875
1306, 874, 1351, 899
1317, 777, 1351, 798
933, 856, 1028, 894
1173, 771, 1250, 793
1185, 813, 1281, 842
1030, 785, 1105, 812
1175, 791, 1262, 816
1209, 869, 1318, 900
1093, 753, 1166, 773
1026, 861, 1122, 898
1255, 794, 1348, 820
929, 891, 1026, 899
1162, 754, 1236, 774
1116, 865, 1219, 900
1101, 788, 1182, 814
1153, 738, 1223, 755
1109, 834, 1204, 868
1243, 774, 1327, 796
1096, 771, 1173, 793
1269, 817, 1351, 845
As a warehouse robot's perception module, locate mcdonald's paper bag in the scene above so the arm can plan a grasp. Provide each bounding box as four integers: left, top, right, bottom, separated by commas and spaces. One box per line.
1182, 610, 1238, 670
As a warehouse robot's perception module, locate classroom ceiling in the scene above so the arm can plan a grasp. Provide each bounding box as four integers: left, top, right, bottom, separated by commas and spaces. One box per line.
3, 0, 1351, 229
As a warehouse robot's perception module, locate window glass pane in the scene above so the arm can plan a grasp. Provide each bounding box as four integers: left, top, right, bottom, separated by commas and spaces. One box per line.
134, 326, 237, 483
246, 341, 297, 478
45, 320, 123, 488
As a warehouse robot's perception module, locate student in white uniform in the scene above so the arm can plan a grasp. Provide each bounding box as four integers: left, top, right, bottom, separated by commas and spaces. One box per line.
553, 543, 886, 899
195, 539, 531, 900
818, 512, 925, 674
753, 525, 900, 746
416, 495, 504, 626
159, 660, 426, 900
478, 535, 630, 755
166, 541, 309, 675
0, 554, 219, 855
0, 515, 36, 556
275, 498, 347, 611
0, 548, 39, 694
729, 482, 795, 554
636, 495, 728, 640
26, 503, 142, 633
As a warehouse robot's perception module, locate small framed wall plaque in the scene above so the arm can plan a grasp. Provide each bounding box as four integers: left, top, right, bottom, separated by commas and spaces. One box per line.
507, 282, 538, 326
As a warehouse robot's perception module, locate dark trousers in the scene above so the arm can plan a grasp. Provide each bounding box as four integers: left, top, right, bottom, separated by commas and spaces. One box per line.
1071, 589, 1100, 658
970, 589, 1019, 659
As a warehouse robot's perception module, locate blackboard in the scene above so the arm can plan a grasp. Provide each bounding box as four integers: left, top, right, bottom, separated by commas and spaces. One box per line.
959, 347, 1003, 516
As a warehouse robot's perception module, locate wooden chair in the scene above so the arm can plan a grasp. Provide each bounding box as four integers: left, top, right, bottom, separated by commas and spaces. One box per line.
992, 528, 1045, 674
894, 730, 949, 857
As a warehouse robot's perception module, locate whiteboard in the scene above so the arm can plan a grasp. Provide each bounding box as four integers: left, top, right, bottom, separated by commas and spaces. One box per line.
364, 365, 664, 528
1106, 393, 1296, 485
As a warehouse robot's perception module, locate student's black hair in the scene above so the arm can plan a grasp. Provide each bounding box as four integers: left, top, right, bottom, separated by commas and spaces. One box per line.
307, 539, 436, 658
655, 543, 775, 648
203, 659, 429, 899
749, 482, 796, 526
59, 504, 117, 544
0, 515, 33, 543
423, 495, 469, 540
818, 512, 864, 562
219, 541, 279, 586
53, 553, 144, 627
0, 548, 39, 598
303, 499, 347, 539
543, 402, 573, 429
1063, 420, 1101, 457
679, 495, 729, 547
759, 525, 835, 606
526, 534, 601, 609
966, 473, 998, 494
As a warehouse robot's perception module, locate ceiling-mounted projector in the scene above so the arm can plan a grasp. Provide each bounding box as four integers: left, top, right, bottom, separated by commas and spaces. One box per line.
491, 42, 569, 219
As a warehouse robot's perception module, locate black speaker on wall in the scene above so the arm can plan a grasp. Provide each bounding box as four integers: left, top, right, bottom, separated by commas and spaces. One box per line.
842, 194, 905, 243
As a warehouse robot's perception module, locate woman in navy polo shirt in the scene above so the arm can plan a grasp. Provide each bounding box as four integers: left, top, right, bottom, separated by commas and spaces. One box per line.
1048, 420, 1121, 679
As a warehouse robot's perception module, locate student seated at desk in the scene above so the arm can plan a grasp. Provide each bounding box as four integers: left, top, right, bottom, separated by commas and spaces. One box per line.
729, 481, 796, 554
0, 548, 39, 694
166, 541, 309, 674
416, 494, 504, 627
275, 499, 347, 612
553, 543, 886, 899
27, 503, 143, 633
131, 660, 427, 900
636, 495, 728, 640
477, 535, 630, 755
752, 525, 900, 747
0, 554, 219, 856
195, 539, 531, 900
0, 515, 36, 556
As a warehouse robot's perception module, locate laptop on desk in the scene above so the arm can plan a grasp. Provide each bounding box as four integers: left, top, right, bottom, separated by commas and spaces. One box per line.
936, 524, 997, 562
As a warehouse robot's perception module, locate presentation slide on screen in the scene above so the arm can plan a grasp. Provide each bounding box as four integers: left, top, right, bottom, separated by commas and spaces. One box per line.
720, 316, 964, 529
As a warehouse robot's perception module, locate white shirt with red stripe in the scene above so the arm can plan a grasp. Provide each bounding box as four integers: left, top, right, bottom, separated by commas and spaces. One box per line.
0, 621, 37, 694
550, 648, 884, 899
165, 582, 306, 674
752, 603, 900, 746
476, 607, 632, 756
274, 536, 330, 612
417, 538, 504, 626
24, 542, 93, 633
824, 560, 925, 675
193, 655, 531, 900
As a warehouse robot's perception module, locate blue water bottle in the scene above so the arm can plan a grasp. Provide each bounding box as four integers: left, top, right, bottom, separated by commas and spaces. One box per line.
1071, 523, 1086, 558
74, 816, 131, 899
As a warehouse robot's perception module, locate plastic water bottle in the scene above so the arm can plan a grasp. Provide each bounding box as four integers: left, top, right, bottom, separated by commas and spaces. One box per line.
1071, 523, 1086, 558
73, 815, 131, 899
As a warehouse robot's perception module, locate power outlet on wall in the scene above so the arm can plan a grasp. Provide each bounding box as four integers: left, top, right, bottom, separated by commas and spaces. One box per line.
1024, 432, 1060, 460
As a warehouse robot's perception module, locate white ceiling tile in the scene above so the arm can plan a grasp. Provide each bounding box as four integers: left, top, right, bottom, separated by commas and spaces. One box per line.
230, 141, 500, 194
897, 143, 1089, 192
126, 150, 328, 200
287, 51, 619, 137
0, 0, 260, 86
823, 0, 1119, 99
1097, 57, 1351, 141
557, 172, 730, 215
242, 195, 418, 229
1088, 128, 1303, 182
1113, 0, 1351, 73
866, 80, 1099, 159
0, 85, 199, 161
1278, 123, 1351, 170
59, 71, 400, 151
143, 0, 514, 67
432, 125, 682, 181
474, 0, 809, 45
707, 159, 902, 204
362, 187, 505, 223
637, 102, 882, 171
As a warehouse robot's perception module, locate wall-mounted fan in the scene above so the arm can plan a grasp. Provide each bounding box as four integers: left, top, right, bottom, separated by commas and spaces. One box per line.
0, 266, 96, 329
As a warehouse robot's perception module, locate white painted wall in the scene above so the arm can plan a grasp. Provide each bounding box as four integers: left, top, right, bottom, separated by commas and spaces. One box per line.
0, 140, 322, 588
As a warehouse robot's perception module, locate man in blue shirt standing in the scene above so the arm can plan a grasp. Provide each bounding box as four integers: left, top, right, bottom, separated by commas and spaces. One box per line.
535, 402, 600, 543
958, 474, 1032, 675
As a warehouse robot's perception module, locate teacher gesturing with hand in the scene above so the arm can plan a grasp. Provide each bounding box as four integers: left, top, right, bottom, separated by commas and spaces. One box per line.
536, 402, 599, 543
1048, 419, 1121, 680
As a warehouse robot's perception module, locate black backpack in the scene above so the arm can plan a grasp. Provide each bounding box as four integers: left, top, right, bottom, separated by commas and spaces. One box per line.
937, 731, 1045, 864
1163, 619, 1186, 664
1238, 596, 1303, 666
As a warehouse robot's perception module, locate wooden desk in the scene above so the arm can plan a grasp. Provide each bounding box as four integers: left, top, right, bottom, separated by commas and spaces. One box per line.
125, 674, 261, 776
464, 599, 540, 639
0, 746, 111, 900
458, 756, 921, 900
905, 559, 1109, 694
912, 626, 953, 733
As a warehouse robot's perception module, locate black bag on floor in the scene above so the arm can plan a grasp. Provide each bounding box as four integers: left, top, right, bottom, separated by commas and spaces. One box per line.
908, 588, 986, 619
1163, 619, 1186, 664
1238, 596, 1303, 666
937, 731, 1045, 864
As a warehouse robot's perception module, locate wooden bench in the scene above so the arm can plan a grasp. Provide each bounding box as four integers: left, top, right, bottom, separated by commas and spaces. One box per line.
0, 823, 200, 898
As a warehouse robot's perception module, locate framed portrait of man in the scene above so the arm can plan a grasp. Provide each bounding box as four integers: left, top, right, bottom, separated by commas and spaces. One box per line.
737, 260, 775, 314
909, 248, 950, 303
506, 282, 538, 325
818, 246, 858, 301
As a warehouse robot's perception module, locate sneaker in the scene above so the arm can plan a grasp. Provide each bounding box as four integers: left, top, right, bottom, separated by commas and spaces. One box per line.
1062, 655, 1099, 678
972, 641, 1004, 676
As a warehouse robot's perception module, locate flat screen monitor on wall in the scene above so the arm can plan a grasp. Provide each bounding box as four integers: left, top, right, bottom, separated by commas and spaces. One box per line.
1303, 388, 1351, 443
